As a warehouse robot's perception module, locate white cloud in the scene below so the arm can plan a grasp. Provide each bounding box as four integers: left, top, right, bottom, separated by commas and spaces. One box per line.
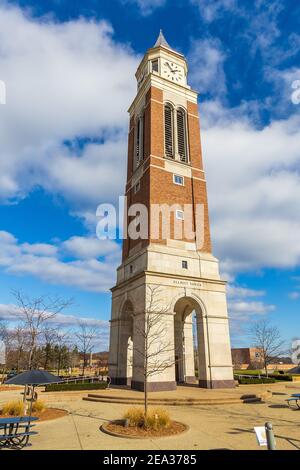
21, 242, 58, 256
0, 302, 108, 329
191, 0, 238, 23
0, 230, 121, 292
188, 39, 226, 96
201, 112, 300, 275
122, 0, 166, 15
288, 292, 300, 300
227, 284, 276, 343
42, 137, 127, 213
228, 301, 275, 315
0, 3, 138, 215
227, 285, 265, 298
63, 236, 118, 259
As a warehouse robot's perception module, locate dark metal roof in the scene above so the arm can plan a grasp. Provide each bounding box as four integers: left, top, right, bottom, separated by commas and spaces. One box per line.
153, 29, 172, 49
5, 369, 62, 385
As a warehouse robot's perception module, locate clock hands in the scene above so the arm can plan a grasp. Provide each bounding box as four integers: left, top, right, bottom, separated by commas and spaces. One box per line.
166, 62, 174, 72
166, 62, 178, 74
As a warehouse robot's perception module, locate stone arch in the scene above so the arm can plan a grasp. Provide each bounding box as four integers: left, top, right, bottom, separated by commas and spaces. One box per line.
173, 295, 209, 386
117, 299, 134, 385
171, 292, 207, 317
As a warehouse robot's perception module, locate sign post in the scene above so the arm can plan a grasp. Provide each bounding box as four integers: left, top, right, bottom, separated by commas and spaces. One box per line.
254, 423, 276, 450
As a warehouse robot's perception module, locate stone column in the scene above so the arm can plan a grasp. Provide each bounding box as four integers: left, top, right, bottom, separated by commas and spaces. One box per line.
183, 318, 196, 383
131, 311, 176, 391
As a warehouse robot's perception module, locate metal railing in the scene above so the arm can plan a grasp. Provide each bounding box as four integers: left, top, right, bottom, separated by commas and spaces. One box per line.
48, 374, 110, 385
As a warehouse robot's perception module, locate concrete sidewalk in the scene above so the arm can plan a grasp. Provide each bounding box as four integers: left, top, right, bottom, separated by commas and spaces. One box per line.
0, 383, 299, 450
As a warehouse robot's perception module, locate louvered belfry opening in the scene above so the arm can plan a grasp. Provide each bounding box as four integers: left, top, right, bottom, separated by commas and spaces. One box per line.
136, 118, 141, 162
164, 104, 174, 158
177, 108, 187, 162
136, 115, 144, 166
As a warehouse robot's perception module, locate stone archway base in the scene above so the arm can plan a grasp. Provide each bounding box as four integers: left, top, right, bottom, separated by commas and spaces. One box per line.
199, 379, 236, 389
131, 380, 177, 392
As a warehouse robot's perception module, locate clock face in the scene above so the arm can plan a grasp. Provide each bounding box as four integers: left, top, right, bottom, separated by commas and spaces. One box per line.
162, 61, 184, 84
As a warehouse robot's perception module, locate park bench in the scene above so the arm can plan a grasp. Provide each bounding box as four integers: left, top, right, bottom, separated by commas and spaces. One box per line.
286, 394, 300, 410
0, 416, 39, 449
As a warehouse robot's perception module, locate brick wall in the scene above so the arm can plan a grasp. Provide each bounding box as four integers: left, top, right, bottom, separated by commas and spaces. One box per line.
122, 86, 212, 260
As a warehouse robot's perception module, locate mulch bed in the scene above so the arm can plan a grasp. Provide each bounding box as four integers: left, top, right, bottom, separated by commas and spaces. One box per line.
0, 408, 68, 422
102, 420, 188, 438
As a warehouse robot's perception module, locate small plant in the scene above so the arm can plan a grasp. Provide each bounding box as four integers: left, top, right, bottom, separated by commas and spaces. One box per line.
2, 400, 25, 416
32, 400, 45, 413
123, 407, 170, 430
145, 408, 170, 430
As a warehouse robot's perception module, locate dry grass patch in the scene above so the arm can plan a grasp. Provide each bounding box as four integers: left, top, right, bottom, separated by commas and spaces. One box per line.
124, 407, 171, 430
31, 400, 45, 413
101, 406, 188, 438
2, 400, 24, 416
0, 399, 67, 421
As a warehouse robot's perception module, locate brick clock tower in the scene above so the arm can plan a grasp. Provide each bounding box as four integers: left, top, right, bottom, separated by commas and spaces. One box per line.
108, 31, 234, 391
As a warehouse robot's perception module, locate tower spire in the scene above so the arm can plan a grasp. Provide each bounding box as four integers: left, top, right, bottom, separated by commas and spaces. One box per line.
153, 29, 172, 49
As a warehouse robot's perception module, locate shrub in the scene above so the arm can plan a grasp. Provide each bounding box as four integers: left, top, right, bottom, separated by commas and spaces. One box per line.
2, 400, 25, 416
32, 400, 45, 413
123, 407, 171, 430
237, 377, 275, 384
45, 381, 107, 392
124, 407, 145, 427
267, 374, 292, 381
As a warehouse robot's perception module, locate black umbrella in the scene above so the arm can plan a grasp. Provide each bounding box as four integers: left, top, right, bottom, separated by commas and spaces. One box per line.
5, 370, 62, 386
5, 370, 63, 417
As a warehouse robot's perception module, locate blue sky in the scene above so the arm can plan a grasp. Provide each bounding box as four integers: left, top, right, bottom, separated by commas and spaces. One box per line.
0, 0, 299, 350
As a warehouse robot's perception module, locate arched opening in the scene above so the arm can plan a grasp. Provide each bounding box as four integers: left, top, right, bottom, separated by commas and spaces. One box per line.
174, 296, 207, 386
176, 107, 188, 163
164, 103, 174, 158
117, 300, 134, 386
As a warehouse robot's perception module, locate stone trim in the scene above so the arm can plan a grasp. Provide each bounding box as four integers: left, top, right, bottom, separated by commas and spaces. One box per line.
148, 163, 206, 182
110, 377, 132, 387
184, 376, 197, 384
208, 364, 234, 368
187, 112, 199, 120
131, 380, 177, 392
199, 379, 235, 389
126, 153, 205, 187
112, 269, 227, 292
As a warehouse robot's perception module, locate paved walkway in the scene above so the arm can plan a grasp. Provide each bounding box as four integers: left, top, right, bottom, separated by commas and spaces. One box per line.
0, 383, 299, 450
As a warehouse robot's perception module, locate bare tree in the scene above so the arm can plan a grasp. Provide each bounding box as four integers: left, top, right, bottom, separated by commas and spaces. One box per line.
250, 320, 285, 376
130, 286, 176, 416
12, 290, 72, 369
42, 328, 58, 370
0, 321, 6, 341
0, 321, 8, 383
74, 323, 98, 376
54, 331, 71, 375
11, 326, 28, 372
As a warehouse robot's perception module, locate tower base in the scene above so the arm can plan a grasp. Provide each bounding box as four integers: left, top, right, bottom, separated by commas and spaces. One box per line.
108, 244, 235, 391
